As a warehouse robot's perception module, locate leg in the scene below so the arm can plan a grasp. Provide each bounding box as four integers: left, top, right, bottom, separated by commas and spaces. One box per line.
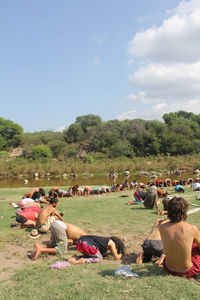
21, 220, 36, 228
68, 255, 85, 265
136, 252, 144, 264
154, 254, 166, 266
31, 243, 57, 261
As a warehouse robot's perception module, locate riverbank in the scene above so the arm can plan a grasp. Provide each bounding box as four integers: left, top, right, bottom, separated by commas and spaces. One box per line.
0, 154, 200, 180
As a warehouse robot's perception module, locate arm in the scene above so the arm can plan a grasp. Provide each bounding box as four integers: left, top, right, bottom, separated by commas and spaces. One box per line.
155, 198, 159, 210
193, 225, 200, 248
108, 240, 122, 260
53, 208, 63, 221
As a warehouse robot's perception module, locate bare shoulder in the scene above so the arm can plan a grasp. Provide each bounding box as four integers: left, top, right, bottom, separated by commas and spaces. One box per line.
159, 219, 170, 228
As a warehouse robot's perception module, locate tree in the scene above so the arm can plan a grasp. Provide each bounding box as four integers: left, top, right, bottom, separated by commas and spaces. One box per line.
48, 140, 67, 157
63, 124, 84, 143
0, 117, 23, 149
76, 114, 102, 133
109, 140, 134, 158
32, 145, 52, 160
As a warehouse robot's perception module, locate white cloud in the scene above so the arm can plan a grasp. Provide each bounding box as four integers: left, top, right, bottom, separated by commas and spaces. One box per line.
54, 125, 67, 132
118, 100, 200, 122
130, 61, 200, 100
153, 103, 167, 111
93, 56, 102, 66
127, 92, 152, 104
118, 110, 137, 120
129, 0, 200, 63
122, 0, 200, 121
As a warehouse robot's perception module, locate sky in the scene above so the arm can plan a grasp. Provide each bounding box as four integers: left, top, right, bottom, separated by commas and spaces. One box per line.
1, 0, 200, 132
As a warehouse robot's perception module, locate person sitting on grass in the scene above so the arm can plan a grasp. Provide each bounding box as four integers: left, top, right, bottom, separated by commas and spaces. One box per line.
30, 221, 87, 260
136, 219, 165, 264
158, 197, 200, 279
36, 198, 63, 233
68, 235, 125, 264
157, 195, 173, 216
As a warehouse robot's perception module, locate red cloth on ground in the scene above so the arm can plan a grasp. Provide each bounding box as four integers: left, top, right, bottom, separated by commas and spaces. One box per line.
19, 207, 41, 221
163, 243, 200, 279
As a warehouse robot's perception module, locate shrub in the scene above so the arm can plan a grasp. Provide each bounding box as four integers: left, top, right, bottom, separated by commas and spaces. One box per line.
32, 145, 52, 161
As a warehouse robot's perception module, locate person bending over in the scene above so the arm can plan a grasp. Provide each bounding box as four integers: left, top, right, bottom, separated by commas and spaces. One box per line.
31, 221, 87, 260
159, 197, 200, 279
128, 189, 146, 205
22, 188, 45, 199
68, 235, 125, 264
136, 219, 165, 264
143, 186, 160, 210
174, 185, 184, 193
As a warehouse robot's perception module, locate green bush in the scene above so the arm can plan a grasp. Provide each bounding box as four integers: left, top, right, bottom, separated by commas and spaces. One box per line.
0, 151, 10, 160
48, 140, 67, 158
32, 145, 52, 161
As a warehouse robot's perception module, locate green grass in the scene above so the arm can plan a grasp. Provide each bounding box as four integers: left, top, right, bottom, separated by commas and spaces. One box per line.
0, 186, 200, 299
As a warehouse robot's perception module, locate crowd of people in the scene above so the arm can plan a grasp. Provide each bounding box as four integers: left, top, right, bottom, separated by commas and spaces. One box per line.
9, 177, 200, 279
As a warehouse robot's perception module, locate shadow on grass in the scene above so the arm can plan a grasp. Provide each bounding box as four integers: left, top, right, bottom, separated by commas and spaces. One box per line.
98, 264, 166, 278
121, 253, 137, 264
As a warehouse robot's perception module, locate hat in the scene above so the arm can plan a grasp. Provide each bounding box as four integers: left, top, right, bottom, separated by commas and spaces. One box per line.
28, 229, 41, 239
151, 185, 157, 190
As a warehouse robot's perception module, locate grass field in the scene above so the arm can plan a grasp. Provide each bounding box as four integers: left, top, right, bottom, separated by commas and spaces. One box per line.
0, 186, 200, 300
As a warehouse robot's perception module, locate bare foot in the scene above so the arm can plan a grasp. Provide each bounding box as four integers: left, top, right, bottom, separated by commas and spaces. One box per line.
136, 252, 144, 264
154, 254, 165, 266
33, 242, 39, 251
69, 256, 85, 265
31, 247, 42, 261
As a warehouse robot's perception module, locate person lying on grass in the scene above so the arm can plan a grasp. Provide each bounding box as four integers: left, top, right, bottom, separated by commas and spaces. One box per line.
68, 235, 125, 264
14, 207, 41, 228
31, 220, 87, 260
136, 219, 165, 264
158, 197, 200, 279
36, 198, 63, 233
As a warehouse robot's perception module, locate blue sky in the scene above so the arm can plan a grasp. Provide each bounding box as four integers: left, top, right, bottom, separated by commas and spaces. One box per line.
1, 0, 199, 132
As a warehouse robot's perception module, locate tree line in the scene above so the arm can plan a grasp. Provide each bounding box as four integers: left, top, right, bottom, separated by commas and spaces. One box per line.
1, 111, 200, 161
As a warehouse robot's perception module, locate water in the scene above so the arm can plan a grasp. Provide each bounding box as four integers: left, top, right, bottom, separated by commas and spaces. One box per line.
0, 173, 196, 188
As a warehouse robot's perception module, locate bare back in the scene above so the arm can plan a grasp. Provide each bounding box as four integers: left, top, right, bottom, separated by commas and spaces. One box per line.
23, 188, 39, 199
66, 223, 87, 241
37, 204, 57, 226
159, 220, 200, 271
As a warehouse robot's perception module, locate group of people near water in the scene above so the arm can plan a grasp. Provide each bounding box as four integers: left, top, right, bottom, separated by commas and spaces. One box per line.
9, 177, 200, 279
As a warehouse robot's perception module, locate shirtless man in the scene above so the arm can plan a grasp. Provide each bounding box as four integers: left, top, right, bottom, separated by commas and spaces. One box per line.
158, 197, 200, 279
30, 221, 87, 260
22, 188, 45, 199
83, 186, 93, 196
37, 198, 63, 233
136, 219, 165, 264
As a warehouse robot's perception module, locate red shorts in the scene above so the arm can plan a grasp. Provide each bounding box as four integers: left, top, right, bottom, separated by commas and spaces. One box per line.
163, 243, 200, 279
